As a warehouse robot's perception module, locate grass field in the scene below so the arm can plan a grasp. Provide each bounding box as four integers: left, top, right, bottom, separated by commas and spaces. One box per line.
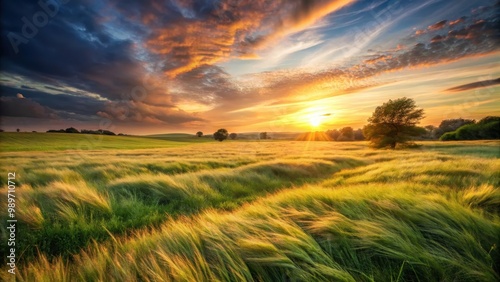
0, 134, 499, 281
145, 133, 214, 143
0, 133, 192, 152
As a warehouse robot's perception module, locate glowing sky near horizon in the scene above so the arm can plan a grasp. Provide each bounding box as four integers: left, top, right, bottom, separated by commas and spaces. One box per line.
1, 0, 499, 134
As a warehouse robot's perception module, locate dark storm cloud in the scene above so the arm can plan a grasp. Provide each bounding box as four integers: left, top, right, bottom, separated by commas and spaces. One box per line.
1, 0, 145, 101
446, 78, 500, 92
96, 100, 206, 124
1, 85, 106, 117
0, 96, 58, 119
0, 0, 204, 125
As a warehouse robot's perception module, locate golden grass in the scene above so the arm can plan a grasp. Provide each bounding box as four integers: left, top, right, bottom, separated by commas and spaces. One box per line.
0, 140, 498, 281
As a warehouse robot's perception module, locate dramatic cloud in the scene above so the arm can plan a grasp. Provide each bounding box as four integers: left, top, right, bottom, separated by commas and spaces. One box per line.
358, 12, 499, 79
446, 78, 500, 92
0, 1, 149, 104
96, 100, 205, 124
143, 0, 355, 77
428, 20, 448, 31
0, 96, 58, 119
1, 0, 499, 133
449, 17, 466, 26
0, 0, 206, 126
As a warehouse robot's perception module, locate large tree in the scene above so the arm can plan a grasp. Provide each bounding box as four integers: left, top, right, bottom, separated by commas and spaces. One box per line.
196, 131, 203, 137
213, 129, 228, 142
363, 97, 425, 149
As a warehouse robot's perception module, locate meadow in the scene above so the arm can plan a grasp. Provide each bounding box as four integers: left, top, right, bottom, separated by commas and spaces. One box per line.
0, 133, 499, 281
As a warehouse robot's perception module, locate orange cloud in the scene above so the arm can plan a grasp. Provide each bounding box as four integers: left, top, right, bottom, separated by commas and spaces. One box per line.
145, 0, 355, 77
428, 20, 447, 31
415, 29, 426, 36
449, 17, 466, 26
364, 55, 392, 64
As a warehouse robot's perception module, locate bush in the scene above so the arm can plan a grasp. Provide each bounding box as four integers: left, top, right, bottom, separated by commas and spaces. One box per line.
441, 117, 500, 141
478, 121, 500, 139
455, 124, 479, 140
478, 116, 500, 125
440, 132, 457, 141
65, 127, 79, 133
435, 118, 475, 139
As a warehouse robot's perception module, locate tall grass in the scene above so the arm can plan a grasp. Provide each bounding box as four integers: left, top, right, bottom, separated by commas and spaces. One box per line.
13, 183, 499, 281
0, 140, 498, 281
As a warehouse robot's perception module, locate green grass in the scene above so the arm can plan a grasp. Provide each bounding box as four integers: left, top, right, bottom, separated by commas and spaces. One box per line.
145, 133, 215, 143
0, 132, 191, 152
0, 139, 498, 281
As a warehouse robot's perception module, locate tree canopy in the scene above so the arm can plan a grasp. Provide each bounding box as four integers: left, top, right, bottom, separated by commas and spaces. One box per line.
213, 129, 229, 142
363, 97, 425, 149
440, 116, 500, 141
434, 118, 475, 139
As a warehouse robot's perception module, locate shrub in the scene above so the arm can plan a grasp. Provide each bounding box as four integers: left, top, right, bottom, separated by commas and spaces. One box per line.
478, 121, 500, 139
440, 132, 457, 141
435, 118, 475, 138
455, 124, 479, 140
65, 127, 79, 133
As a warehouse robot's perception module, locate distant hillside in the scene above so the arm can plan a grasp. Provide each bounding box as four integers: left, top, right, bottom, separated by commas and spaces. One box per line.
146, 133, 195, 138
236, 132, 302, 140
0, 132, 188, 152
147, 132, 303, 140
295, 131, 334, 141
145, 133, 213, 143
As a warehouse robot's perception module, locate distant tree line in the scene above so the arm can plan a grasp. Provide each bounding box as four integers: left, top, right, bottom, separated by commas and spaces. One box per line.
326, 127, 364, 141
204, 114, 498, 146
259, 132, 272, 139
439, 117, 499, 141
47, 127, 125, 136
196, 129, 243, 141
332, 97, 498, 149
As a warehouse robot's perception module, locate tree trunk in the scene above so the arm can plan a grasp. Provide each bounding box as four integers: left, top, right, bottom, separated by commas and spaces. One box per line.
390, 141, 396, 149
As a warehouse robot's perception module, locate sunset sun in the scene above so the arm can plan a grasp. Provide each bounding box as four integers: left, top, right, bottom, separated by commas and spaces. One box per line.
309, 115, 322, 127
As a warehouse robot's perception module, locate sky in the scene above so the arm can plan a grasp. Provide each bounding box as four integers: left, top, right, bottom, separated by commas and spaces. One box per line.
1, 0, 499, 135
